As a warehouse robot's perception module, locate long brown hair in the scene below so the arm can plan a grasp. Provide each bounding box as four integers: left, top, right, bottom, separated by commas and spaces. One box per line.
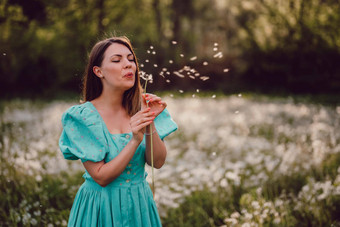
82, 36, 142, 116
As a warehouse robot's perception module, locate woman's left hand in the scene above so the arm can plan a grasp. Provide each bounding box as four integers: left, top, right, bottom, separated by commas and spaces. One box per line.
142, 93, 166, 117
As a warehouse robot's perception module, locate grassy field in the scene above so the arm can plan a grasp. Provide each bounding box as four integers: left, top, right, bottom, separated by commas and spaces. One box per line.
0, 94, 339, 226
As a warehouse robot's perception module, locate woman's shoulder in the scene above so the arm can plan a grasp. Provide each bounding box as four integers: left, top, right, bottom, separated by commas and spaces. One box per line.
62, 102, 97, 123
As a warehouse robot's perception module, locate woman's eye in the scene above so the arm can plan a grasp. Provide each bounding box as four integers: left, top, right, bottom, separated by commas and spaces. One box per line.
112, 60, 120, 62
129, 59, 135, 62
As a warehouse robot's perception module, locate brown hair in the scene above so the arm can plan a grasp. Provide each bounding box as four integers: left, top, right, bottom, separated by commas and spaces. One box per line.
82, 36, 142, 116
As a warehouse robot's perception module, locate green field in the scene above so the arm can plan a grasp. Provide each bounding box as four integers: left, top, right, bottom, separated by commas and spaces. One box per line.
1, 95, 339, 226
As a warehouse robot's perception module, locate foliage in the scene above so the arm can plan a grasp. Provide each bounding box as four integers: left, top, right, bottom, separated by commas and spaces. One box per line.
0, 157, 83, 226
1, 0, 340, 97
162, 152, 340, 226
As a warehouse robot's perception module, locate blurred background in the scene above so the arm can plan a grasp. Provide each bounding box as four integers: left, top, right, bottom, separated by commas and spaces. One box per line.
1, 0, 340, 226
1, 0, 340, 97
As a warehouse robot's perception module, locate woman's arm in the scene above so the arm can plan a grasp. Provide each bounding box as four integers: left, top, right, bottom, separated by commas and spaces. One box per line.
145, 123, 167, 169
83, 107, 154, 187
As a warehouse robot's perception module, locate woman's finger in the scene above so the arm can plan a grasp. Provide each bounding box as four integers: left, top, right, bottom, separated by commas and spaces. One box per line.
133, 120, 153, 132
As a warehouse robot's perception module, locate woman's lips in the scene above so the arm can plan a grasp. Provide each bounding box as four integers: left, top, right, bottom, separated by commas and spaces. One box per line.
124, 72, 134, 78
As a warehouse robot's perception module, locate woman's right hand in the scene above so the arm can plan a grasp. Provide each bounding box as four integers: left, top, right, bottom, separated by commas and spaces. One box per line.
130, 107, 155, 142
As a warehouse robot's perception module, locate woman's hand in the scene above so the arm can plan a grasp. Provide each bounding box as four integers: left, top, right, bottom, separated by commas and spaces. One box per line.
142, 93, 167, 117
130, 107, 155, 142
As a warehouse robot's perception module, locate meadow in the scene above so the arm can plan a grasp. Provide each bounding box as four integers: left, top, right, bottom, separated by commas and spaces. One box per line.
0, 94, 339, 226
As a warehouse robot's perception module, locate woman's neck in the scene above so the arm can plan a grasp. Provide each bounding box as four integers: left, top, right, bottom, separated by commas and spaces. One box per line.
94, 89, 125, 112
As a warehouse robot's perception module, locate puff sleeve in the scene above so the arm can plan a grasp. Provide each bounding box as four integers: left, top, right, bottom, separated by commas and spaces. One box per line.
154, 108, 178, 140
59, 104, 109, 163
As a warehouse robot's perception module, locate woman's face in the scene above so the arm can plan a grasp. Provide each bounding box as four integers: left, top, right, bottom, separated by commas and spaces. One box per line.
95, 43, 137, 91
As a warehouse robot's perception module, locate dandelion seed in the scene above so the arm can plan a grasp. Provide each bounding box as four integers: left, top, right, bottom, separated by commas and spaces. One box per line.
223, 68, 229, 73
214, 42, 218, 46
179, 90, 184, 93
212, 94, 216, 98
213, 52, 223, 58
238, 93, 242, 97
162, 68, 167, 72
166, 79, 171, 83
147, 50, 151, 54
169, 60, 173, 64
213, 47, 218, 51
170, 94, 174, 97
166, 71, 170, 75
235, 110, 239, 114
150, 46, 154, 49
180, 54, 184, 57
152, 51, 156, 55
212, 152, 216, 156
2, 53, 6, 56
195, 73, 200, 77
196, 89, 200, 93
145, 59, 149, 62
173, 71, 185, 78
190, 56, 197, 61
140, 64, 144, 68
153, 64, 158, 68
159, 72, 165, 78
200, 76, 210, 81
172, 41, 177, 45
203, 61, 208, 66
192, 94, 196, 98
189, 75, 195, 79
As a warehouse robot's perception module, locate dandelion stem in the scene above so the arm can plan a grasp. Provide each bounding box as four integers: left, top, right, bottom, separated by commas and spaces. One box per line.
144, 79, 155, 196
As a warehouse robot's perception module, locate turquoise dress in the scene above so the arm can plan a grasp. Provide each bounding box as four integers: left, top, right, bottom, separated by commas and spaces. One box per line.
59, 101, 177, 227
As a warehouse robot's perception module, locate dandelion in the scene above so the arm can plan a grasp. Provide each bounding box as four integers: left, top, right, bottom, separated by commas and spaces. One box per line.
213, 52, 223, 58
173, 71, 185, 78
200, 76, 210, 81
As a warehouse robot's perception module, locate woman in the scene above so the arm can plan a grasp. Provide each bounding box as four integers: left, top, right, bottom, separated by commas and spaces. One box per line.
59, 36, 177, 226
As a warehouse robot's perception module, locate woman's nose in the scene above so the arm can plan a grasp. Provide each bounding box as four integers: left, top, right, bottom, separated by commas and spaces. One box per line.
124, 58, 132, 68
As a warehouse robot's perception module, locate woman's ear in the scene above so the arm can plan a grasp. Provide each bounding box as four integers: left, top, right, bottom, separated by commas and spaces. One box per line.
93, 66, 103, 78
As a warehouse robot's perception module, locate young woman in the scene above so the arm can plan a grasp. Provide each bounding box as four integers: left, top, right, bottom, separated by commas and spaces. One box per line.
59, 36, 177, 226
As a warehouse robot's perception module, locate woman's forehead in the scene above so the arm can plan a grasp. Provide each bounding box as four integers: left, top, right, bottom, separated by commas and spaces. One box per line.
105, 43, 133, 57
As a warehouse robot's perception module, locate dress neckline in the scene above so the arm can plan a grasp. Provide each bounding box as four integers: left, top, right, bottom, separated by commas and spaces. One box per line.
85, 101, 132, 136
